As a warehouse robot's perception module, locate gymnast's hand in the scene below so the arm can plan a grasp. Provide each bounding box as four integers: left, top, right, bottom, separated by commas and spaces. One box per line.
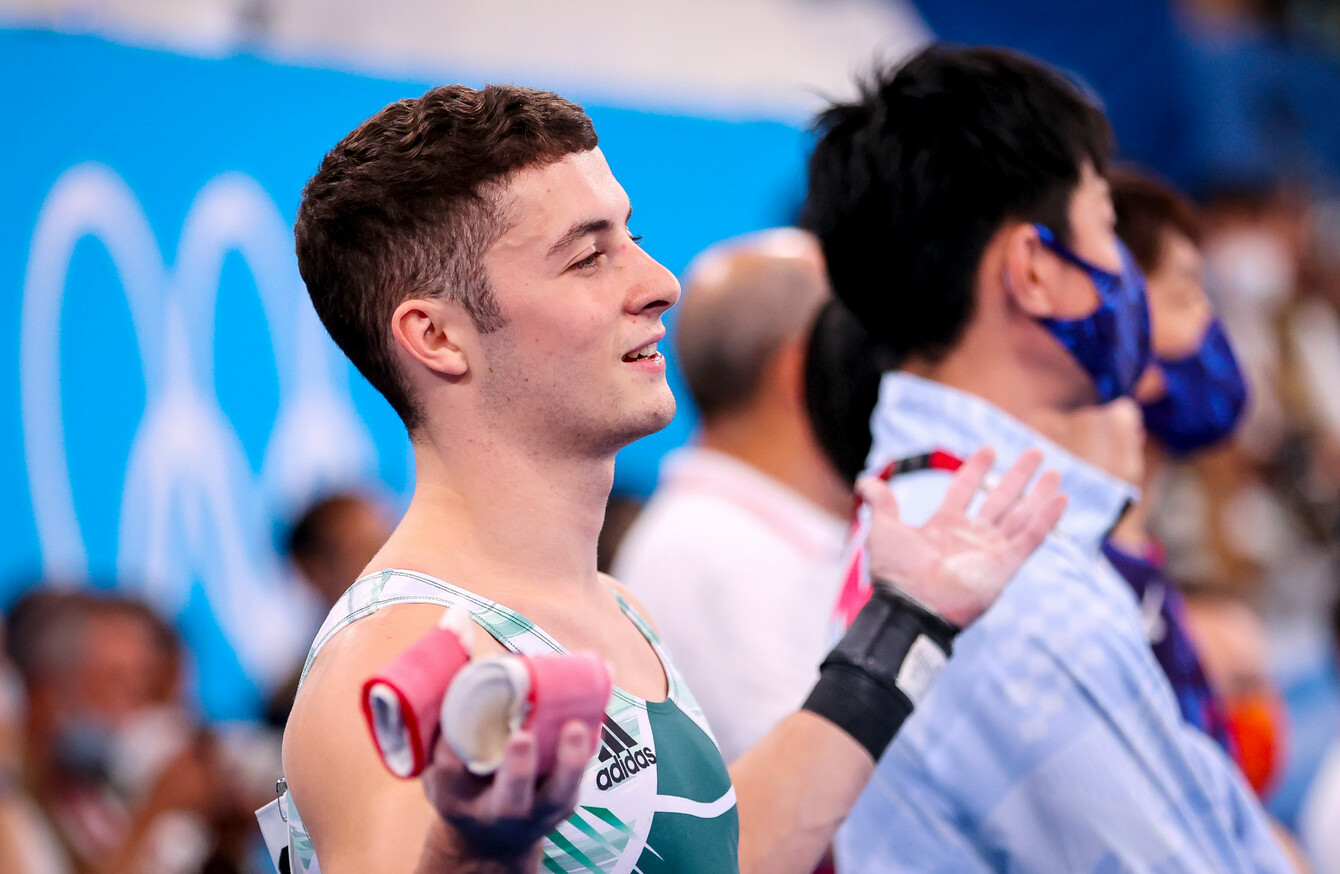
859, 447, 1066, 628
417, 722, 596, 872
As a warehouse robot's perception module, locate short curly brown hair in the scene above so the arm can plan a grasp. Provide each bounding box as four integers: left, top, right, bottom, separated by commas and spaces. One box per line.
296, 84, 598, 431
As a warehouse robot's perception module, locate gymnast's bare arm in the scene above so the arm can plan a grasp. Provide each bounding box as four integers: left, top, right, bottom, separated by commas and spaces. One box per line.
282, 605, 594, 874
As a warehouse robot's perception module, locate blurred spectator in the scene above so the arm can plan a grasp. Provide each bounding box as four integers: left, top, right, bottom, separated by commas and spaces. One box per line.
613, 227, 849, 764
284, 492, 392, 609
1100, 168, 1245, 754
1103, 172, 1319, 865
1200, 186, 1305, 471
1186, 588, 1290, 795
0, 605, 66, 874
1149, 180, 1340, 824
1181, 587, 1314, 870
4, 588, 261, 874
1158, 185, 1336, 604
265, 491, 391, 728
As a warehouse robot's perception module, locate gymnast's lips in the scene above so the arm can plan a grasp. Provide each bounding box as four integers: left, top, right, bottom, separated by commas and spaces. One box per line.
622, 335, 664, 362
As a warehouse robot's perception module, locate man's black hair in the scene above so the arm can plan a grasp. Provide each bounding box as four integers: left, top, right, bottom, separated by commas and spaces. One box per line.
801, 45, 1113, 364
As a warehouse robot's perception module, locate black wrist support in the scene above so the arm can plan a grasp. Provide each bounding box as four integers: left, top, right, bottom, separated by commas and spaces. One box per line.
802, 585, 960, 761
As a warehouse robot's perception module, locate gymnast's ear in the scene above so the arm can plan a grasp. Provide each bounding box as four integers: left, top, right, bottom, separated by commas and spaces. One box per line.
391, 297, 473, 378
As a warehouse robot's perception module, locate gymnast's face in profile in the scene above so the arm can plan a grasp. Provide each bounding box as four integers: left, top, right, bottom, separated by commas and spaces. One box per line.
473, 147, 683, 453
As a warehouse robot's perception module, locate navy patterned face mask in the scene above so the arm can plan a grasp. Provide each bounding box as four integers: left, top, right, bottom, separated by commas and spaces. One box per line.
1034, 224, 1152, 403
1140, 319, 1248, 455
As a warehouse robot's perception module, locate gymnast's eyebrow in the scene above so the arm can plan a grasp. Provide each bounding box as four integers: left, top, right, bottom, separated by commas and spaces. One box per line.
547, 207, 635, 258
548, 219, 612, 258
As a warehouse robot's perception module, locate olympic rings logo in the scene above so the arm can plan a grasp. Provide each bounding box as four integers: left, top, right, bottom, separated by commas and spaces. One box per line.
19, 162, 396, 687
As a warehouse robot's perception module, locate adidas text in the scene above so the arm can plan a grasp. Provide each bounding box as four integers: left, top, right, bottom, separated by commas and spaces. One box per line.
596, 747, 656, 790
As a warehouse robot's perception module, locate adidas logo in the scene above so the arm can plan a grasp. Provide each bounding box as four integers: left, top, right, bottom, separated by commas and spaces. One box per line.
594, 716, 656, 790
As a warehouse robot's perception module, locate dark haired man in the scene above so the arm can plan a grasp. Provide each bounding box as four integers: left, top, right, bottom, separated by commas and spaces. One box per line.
268, 83, 1066, 874
805, 47, 1293, 871
285, 492, 392, 611
810, 170, 1254, 758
